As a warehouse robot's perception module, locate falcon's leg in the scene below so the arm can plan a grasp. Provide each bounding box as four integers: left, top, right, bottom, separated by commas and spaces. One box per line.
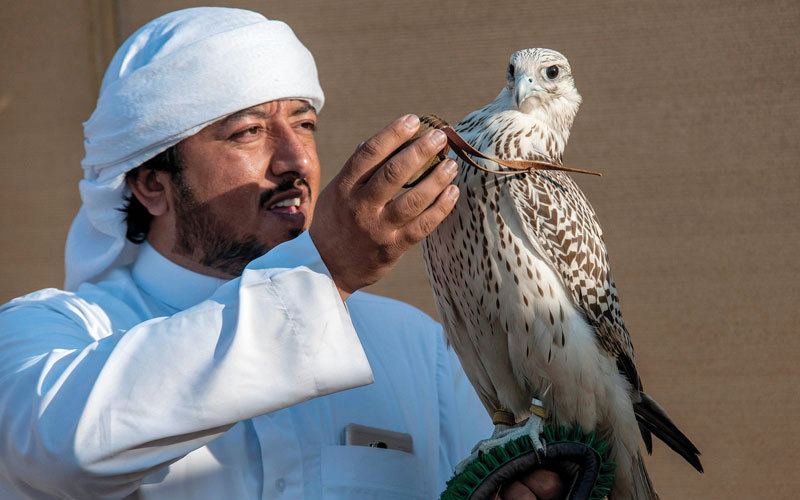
453, 399, 547, 474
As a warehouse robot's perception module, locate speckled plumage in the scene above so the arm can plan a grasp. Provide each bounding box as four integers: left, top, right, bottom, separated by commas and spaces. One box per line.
422, 48, 700, 499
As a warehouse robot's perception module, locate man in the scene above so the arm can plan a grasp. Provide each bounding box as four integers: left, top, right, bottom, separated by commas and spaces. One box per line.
0, 7, 561, 499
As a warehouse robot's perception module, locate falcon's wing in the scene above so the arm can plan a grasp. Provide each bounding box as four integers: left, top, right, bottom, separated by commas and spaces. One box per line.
505, 170, 641, 390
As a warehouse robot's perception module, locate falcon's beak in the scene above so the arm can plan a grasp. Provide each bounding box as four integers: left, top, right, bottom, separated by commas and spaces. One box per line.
514, 73, 546, 110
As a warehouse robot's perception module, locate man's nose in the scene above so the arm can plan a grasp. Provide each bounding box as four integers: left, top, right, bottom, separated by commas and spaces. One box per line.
269, 126, 314, 178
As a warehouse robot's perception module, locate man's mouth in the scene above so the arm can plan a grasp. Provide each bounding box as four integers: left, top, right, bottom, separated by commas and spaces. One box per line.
268, 196, 302, 212
260, 177, 312, 218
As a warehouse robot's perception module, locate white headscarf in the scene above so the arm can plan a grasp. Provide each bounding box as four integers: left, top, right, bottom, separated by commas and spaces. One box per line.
64, 7, 325, 290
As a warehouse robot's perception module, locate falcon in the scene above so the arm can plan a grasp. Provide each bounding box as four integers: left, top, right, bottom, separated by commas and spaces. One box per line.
421, 48, 702, 499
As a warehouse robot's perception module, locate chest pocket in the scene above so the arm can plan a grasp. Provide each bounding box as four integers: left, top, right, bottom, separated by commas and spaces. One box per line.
321, 445, 425, 500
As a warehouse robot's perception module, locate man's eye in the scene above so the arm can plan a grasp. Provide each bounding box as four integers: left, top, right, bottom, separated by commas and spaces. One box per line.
231, 126, 261, 139
300, 121, 317, 131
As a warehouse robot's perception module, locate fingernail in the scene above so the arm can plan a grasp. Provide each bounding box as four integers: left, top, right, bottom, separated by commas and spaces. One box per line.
404, 114, 420, 129
430, 129, 446, 146
442, 159, 457, 175
446, 185, 459, 200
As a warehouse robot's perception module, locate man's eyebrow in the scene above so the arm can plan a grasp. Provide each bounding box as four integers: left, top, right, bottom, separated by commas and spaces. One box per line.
218, 103, 316, 127
218, 108, 269, 126
290, 102, 317, 116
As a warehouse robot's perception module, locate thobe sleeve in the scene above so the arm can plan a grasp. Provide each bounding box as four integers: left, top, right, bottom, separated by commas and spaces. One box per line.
0, 232, 373, 499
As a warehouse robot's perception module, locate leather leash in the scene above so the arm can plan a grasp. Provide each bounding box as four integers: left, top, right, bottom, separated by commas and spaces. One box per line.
421, 114, 603, 178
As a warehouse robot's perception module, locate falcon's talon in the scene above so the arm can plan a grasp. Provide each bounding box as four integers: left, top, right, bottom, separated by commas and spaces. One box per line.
454, 411, 547, 475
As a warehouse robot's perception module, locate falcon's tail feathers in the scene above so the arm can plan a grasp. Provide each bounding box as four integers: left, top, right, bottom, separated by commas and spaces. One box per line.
637, 420, 653, 454
629, 451, 659, 500
634, 392, 704, 473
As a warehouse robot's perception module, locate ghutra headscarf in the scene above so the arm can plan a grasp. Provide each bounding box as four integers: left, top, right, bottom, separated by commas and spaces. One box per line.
65, 7, 325, 290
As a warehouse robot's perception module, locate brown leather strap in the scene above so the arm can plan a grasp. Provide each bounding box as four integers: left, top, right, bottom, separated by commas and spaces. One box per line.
440, 125, 602, 177
492, 408, 516, 426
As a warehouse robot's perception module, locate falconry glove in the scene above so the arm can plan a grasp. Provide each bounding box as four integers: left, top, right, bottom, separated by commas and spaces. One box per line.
441, 424, 615, 500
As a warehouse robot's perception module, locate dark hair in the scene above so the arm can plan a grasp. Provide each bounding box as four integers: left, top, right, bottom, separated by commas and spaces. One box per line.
121, 145, 184, 243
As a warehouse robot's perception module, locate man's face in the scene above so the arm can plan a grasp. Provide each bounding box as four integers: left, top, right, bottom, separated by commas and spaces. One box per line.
167, 99, 320, 276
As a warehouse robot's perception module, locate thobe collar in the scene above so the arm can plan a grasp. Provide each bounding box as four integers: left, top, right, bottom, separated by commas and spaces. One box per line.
131, 241, 228, 311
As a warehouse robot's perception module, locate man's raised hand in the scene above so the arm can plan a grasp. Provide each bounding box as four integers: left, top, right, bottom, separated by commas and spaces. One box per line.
309, 114, 459, 300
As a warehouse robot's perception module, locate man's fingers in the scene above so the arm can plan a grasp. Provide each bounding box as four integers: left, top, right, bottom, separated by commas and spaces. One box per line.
499, 469, 565, 500
363, 128, 448, 205
519, 469, 564, 500
500, 480, 539, 500
311, 117, 458, 296
339, 114, 420, 188
384, 159, 458, 225
398, 184, 459, 244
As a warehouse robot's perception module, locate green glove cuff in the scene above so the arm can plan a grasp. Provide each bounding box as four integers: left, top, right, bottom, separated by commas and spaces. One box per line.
441, 425, 616, 500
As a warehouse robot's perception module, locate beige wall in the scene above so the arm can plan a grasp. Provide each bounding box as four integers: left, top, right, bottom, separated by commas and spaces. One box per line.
2, 1, 799, 497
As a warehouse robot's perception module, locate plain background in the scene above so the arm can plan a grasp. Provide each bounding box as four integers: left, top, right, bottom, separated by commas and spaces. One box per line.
1, 1, 798, 498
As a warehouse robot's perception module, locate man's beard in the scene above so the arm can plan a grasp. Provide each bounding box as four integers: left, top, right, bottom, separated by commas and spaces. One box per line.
171, 175, 309, 277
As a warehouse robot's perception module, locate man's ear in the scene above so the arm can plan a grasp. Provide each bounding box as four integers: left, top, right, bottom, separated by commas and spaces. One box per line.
127, 167, 170, 217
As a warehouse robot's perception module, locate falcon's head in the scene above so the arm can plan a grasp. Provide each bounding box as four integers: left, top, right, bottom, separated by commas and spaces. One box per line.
505, 48, 582, 131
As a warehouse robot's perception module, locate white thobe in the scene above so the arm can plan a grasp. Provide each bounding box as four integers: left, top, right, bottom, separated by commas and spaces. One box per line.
0, 232, 490, 499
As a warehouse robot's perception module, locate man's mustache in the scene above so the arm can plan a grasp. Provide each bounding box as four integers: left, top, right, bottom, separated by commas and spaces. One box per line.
260, 177, 311, 209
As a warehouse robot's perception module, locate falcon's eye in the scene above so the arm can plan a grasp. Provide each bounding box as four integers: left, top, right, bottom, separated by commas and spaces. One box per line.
545, 65, 559, 80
